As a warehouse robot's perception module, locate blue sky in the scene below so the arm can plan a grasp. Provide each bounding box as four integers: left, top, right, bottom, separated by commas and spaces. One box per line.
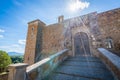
0, 0, 120, 53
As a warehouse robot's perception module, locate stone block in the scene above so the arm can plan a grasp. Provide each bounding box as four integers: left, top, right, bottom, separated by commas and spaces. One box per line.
8, 63, 28, 80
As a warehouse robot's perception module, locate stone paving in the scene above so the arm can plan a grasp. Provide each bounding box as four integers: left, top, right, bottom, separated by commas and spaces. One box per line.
45, 56, 116, 80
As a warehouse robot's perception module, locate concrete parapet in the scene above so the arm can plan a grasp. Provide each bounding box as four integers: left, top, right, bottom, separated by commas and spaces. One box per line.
8, 63, 28, 80
26, 49, 69, 80
98, 48, 120, 80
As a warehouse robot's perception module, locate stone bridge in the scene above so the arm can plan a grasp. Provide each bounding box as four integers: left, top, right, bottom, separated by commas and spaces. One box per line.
8, 48, 120, 80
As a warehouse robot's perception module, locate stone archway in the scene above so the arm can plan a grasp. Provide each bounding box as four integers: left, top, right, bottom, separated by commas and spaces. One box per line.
74, 32, 90, 56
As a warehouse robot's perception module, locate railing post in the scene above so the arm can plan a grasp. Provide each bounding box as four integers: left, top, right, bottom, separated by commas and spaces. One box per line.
8, 63, 28, 80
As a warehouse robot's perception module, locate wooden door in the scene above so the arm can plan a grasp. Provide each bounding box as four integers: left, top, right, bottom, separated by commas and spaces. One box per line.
74, 32, 90, 56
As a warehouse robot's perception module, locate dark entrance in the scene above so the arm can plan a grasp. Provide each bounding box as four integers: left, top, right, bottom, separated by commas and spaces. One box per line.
74, 32, 90, 56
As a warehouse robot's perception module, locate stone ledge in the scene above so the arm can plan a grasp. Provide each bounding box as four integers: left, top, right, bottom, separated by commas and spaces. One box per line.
9, 63, 28, 69
8, 63, 28, 80
98, 48, 120, 80
26, 49, 68, 73
0, 73, 8, 80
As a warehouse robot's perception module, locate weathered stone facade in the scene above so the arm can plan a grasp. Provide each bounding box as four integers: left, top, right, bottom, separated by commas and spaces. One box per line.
24, 20, 45, 65
98, 8, 120, 51
24, 8, 120, 65
42, 23, 64, 55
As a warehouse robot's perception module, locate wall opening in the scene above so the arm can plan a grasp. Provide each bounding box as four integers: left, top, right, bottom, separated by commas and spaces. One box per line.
74, 32, 90, 56
105, 37, 113, 49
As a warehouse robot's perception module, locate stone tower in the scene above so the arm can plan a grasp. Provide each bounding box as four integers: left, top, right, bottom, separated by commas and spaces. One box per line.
58, 15, 64, 23
24, 19, 45, 65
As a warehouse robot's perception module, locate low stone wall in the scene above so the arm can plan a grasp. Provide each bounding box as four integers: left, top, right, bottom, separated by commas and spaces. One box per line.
0, 73, 8, 80
7, 49, 68, 80
26, 49, 69, 80
97, 48, 120, 80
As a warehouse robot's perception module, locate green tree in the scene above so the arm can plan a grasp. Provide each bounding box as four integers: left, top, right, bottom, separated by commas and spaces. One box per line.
11, 56, 23, 63
0, 50, 12, 72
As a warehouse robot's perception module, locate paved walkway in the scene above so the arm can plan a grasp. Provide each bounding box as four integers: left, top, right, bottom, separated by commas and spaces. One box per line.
45, 56, 116, 80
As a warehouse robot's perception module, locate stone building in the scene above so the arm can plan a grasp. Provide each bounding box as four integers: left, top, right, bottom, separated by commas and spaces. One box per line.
24, 8, 120, 65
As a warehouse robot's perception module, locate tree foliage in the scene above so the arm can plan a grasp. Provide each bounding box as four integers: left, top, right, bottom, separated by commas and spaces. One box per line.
0, 50, 12, 72
11, 56, 23, 63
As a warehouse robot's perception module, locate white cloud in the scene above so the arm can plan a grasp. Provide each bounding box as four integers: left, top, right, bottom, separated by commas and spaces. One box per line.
0, 35, 4, 38
0, 44, 25, 53
18, 39, 26, 45
0, 39, 26, 53
0, 29, 5, 32
68, 0, 90, 12
0, 29, 5, 38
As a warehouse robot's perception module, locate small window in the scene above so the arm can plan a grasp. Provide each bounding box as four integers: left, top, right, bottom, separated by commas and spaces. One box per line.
105, 37, 113, 49
32, 27, 34, 31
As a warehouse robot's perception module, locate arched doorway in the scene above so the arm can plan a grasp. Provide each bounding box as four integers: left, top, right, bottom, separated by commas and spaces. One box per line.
74, 32, 90, 56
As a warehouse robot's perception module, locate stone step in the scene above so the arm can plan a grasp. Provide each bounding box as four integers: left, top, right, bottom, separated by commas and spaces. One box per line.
67, 57, 101, 61
52, 63, 114, 80
45, 56, 116, 80
68, 56, 99, 60
62, 61, 105, 68
55, 65, 110, 73
47, 73, 99, 80
66, 58, 101, 62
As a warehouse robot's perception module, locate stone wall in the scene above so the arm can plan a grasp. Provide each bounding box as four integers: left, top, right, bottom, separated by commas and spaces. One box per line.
97, 48, 120, 80
24, 7, 120, 65
24, 20, 45, 65
41, 23, 64, 57
98, 8, 120, 51
0, 73, 8, 80
63, 12, 100, 55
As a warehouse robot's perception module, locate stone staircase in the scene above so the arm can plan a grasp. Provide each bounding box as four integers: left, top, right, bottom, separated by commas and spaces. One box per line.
8, 49, 120, 80
45, 56, 116, 80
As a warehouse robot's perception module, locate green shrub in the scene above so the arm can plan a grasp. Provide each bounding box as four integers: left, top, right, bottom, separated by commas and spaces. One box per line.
0, 50, 11, 72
